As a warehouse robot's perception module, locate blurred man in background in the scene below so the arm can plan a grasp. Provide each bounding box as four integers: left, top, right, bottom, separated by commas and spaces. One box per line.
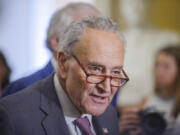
1, 2, 102, 97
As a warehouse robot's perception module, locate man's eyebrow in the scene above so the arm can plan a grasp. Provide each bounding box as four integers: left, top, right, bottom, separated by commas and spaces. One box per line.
86, 62, 123, 69
113, 66, 123, 70
86, 62, 104, 68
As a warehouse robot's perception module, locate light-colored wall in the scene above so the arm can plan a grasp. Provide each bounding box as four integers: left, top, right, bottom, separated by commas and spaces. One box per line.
94, 0, 111, 17
0, 0, 38, 81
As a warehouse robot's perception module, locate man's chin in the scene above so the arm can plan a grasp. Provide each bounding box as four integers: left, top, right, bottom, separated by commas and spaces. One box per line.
85, 105, 107, 116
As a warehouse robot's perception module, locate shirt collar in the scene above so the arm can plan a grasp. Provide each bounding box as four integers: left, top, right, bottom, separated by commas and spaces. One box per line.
53, 74, 93, 125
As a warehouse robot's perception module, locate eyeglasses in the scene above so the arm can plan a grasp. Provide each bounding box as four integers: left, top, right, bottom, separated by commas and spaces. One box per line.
72, 55, 129, 87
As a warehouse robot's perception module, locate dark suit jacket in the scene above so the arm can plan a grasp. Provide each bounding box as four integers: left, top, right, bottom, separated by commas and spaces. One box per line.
1, 61, 54, 97
0, 74, 120, 135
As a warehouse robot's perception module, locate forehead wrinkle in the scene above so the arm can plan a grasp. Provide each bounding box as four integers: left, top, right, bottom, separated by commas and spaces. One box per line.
73, 27, 122, 49
87, 61, 123, 70
72, 29, 92, 59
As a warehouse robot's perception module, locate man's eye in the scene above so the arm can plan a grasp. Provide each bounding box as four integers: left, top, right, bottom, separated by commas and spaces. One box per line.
92, 66, 100, 71
87, 65, 102, 74
112, 70, 121, 77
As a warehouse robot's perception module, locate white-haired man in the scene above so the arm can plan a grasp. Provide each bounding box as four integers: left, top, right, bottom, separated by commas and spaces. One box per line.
0, 16, 128, 135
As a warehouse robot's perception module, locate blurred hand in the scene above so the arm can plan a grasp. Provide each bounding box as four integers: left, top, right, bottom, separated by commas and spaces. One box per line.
119, 107, 141, 135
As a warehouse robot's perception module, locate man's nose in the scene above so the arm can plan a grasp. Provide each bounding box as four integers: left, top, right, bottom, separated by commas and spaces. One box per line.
97, 77, 111, 92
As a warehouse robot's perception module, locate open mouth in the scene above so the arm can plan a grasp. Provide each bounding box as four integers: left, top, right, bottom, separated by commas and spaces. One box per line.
90, 94, 108, 104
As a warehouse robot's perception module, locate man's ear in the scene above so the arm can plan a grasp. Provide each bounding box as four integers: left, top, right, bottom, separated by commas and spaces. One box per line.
57, 51, 68, 79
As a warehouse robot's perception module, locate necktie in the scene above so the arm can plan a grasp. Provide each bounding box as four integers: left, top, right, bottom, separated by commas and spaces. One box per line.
74, 117, 94, 135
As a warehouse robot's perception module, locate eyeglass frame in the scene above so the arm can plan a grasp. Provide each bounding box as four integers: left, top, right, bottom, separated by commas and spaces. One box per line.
71, 54, 129, 87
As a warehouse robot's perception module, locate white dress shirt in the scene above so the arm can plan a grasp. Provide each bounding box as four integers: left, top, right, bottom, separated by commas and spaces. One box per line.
54, 74, 96, 135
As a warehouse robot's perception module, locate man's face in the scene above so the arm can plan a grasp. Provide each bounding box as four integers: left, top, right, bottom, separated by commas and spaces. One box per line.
59, 28, 124, 116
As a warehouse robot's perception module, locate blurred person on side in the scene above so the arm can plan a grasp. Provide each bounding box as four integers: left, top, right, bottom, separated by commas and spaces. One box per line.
145, 45, 180, 134
119, 45, 180, 135
0, 51, 11, 96
1, 2, 102, 98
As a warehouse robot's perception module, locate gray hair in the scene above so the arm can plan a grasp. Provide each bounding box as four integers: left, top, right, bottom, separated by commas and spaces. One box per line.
58, 16, 126, 55
46, 2, 102, 50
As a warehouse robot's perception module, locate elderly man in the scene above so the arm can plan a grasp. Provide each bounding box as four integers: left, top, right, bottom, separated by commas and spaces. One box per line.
0, 16, 128, 135
1, 2, 101, 98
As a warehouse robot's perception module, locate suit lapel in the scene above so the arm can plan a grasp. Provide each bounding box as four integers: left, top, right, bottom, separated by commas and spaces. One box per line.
39, 74, 71, 135
38, 74, 113, 135
92, 117, 105, 135
93, 116, 111, 135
